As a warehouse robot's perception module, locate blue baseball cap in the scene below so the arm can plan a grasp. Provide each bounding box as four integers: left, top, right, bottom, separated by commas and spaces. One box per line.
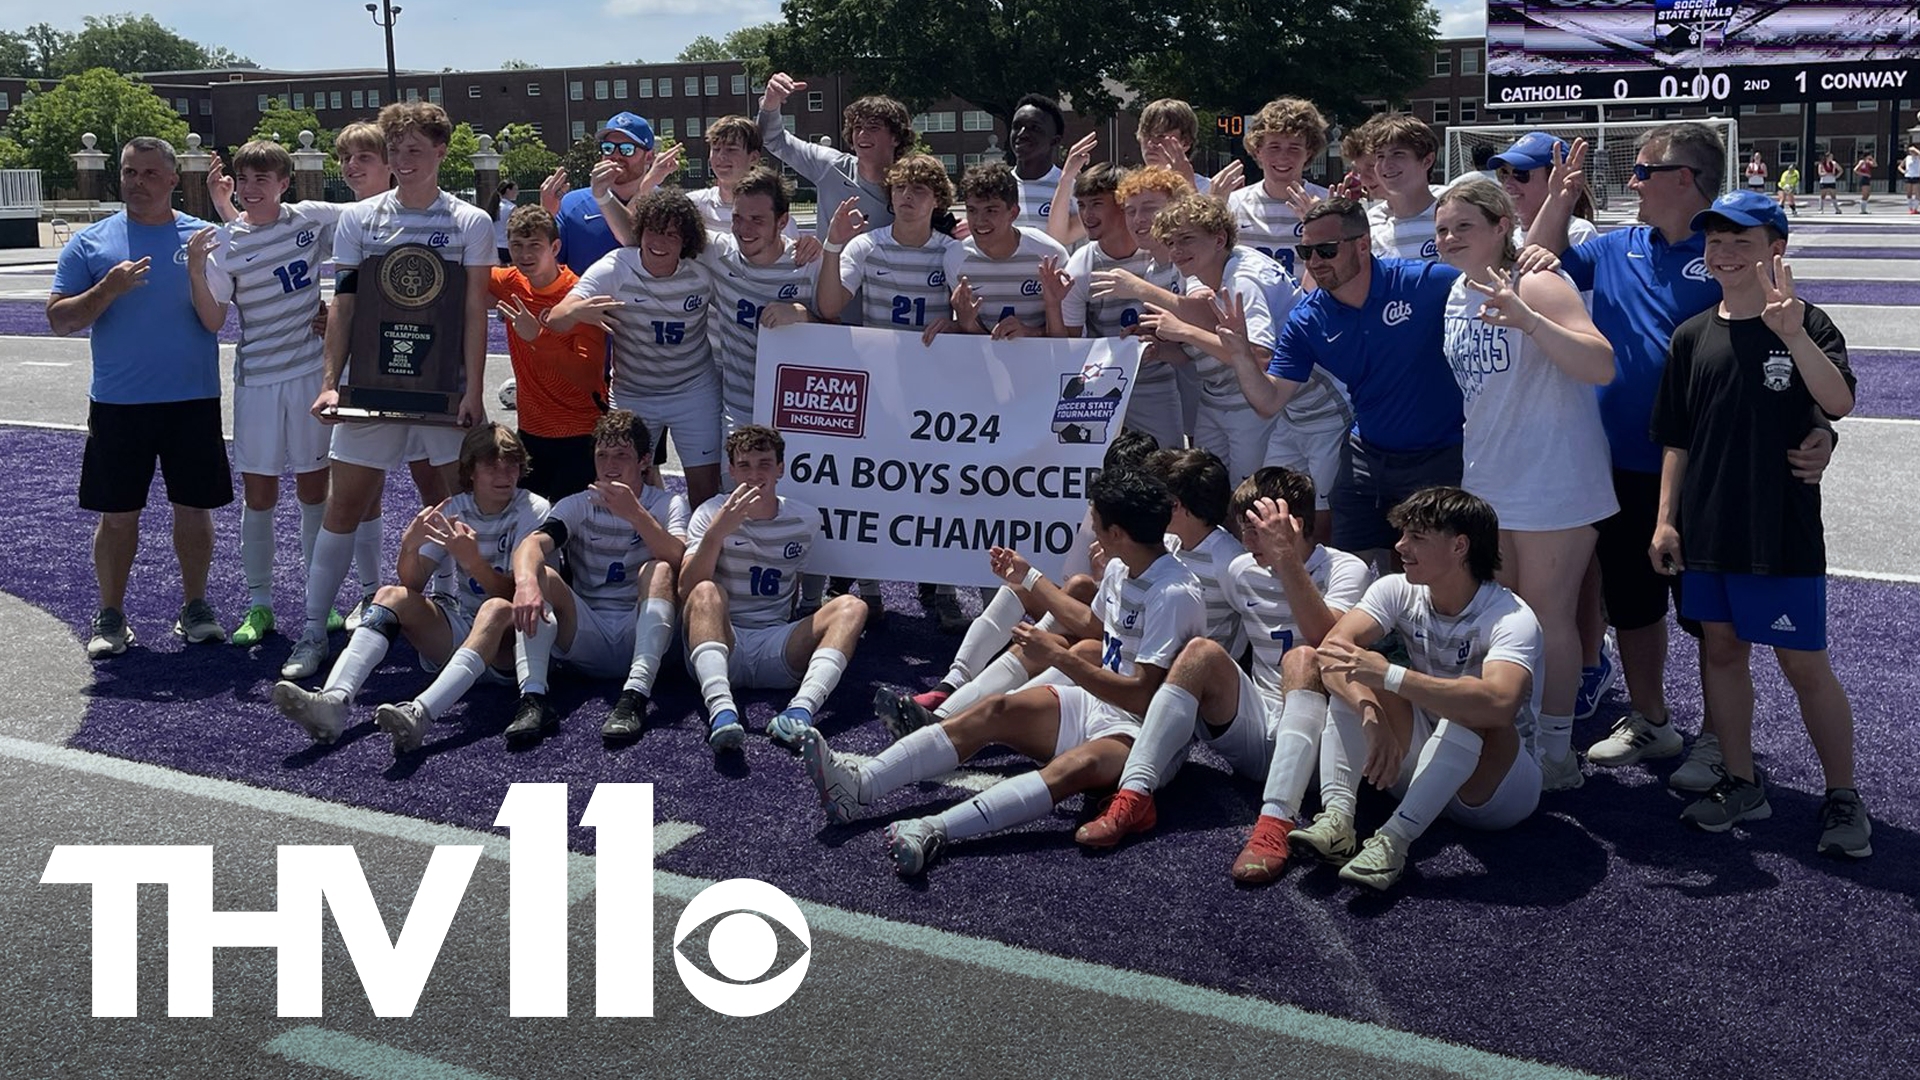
1690, 189, 1790, 238
1488, 131, 1567, 172
597, 112, 656, 150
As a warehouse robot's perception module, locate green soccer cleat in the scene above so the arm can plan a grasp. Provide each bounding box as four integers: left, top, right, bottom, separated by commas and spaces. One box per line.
231, 605, 275, 647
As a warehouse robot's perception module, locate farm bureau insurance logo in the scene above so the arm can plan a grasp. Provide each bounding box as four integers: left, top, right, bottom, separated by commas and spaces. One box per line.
773, 364, 868, 439
1053, 361, 1127, 445
37, 783, 810, 1019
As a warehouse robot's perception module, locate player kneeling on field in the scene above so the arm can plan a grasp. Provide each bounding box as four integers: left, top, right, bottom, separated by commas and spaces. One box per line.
507, 409, 688, 745
683, 425, 866, 754
800, 467, 1205, 876
273, 424, 547, 746
1312, 487, 1545, 891
1075, 468, 1373, 885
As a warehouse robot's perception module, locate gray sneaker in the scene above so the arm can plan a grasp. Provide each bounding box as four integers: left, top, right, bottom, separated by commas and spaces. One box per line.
1541, 749, 1585, 792
374, 701, 430, 756
1680, 767, 1771, 832
1588, 710, 1684, 767
1817, 788, 1873, 859
1668, 732, 1724, 793
1289, 809, 1360, 864
85, 607, 136, 659
280, 631, 330, 680
272, 681, 349, 744
885, 817, 947, 876
174, 598, 227, 644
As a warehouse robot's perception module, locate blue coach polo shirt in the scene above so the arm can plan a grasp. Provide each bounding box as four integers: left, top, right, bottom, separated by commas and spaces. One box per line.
1269, 257, 1464, 454
51, 211, 220, 405
1560, 225, 1721, 475
556, 187, 622, 275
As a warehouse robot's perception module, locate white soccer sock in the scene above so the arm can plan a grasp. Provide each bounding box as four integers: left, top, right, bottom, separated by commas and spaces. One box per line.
789, 647, 848, 714
1261, 690, 1329, 822
241, 507, 275, 609
1117, 683, 1200, 795
415, 647, 487, 721
857, 723, 960, 803
1319, 696, 1366, 818
1381, 720, 1483, 846
304, 527, 356, 634
934, 771, 1055, 843
1538, 712, 1572, 762
298, 500, 324, 572
944, 586, 1026, 686
689, 640, 736, 719
322, 625, 391, 698
1033, 613, 1060, 634
622, 598, 676, 695
514, 610, 557, 696
935, 650, 1030, 719
353, 518, 383, 596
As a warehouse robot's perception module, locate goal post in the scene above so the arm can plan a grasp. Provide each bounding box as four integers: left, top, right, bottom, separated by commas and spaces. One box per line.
1444, 118, 1740, 212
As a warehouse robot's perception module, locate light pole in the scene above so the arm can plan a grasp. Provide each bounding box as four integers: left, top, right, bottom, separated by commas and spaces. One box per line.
365, 0, 401, 105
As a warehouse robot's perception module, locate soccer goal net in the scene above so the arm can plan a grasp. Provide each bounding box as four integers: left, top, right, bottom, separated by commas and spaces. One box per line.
1444, 118, 1740, 212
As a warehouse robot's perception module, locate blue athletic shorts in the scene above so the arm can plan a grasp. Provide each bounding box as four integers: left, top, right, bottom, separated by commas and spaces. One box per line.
1679, 571, 1827, 651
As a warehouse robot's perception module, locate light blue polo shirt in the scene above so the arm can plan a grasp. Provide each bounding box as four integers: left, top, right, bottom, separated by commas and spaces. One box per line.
51, 211, 220, 405
1560, 225, 1721, 475
1269, 257, 1464, 454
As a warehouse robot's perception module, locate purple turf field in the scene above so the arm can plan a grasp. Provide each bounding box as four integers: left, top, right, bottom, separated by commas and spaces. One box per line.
4, 425, 1917, 1080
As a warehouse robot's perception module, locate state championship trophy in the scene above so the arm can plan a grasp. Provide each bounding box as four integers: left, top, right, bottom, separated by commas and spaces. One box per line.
336, 243, 467, 424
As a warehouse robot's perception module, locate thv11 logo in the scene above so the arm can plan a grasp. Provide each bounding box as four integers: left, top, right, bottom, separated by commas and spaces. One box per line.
38, 783, 810, 1019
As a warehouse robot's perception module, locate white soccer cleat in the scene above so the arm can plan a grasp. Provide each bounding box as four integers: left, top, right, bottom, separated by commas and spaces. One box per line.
1338, 833, 1409, 891
272, 681, 348, 744
799, 727, 864, 824
375, 700, 430, 756
1289, 809, 1359, 864
885, 817, 947, 876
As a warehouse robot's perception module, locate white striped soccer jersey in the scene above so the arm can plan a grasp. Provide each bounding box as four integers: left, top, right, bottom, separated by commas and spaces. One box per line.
206, 202, 345, 387
701, 232, 819, 428
686, 493, 818, 630
1353, 576, 1545, 750
837, 226, 960, 329
541, 485, 691, 613
1167, 527, 1250, 657
942, 228, 1069, 332
420, 489, 551, 621
1017, 165, 1064, 227
571, 250, 716, 404
1227, 181, 1329, 277
1222, 544, 1373, 699
1090, 552, 1206, 683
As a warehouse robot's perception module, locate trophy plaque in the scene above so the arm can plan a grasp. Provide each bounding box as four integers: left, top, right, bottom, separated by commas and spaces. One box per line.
337, 243, 467, 424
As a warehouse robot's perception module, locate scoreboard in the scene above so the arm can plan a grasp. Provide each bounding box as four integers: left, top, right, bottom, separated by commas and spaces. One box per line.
1486, 0, 1920, 108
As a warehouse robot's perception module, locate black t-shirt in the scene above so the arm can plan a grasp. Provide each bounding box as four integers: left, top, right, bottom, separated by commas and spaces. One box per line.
1651, 303, 1854, 576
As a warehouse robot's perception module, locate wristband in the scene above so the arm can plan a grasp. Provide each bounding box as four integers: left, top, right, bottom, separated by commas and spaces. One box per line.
1382, 664, 1408, 695
1021, 567, 1044, 591
822, 237, 846, 255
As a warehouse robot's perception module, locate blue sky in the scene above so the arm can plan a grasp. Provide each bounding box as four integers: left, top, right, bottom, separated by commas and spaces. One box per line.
3, 0, 1488, 73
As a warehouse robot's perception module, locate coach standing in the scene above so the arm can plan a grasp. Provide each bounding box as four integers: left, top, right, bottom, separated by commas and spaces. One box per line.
48, 136, 232, 659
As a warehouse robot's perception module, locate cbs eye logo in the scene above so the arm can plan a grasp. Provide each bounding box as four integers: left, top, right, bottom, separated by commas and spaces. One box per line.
672, 878, 811, 1016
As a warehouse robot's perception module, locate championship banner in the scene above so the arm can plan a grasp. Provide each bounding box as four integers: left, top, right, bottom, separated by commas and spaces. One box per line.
753, 324, 1142, 588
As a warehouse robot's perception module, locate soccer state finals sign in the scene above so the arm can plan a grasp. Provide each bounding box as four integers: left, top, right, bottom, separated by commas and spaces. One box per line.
755, 324, 1142, 588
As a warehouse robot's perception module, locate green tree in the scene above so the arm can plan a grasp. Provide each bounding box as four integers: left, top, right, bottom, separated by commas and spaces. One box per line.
678, 23, 776, 80
249, 105, 329, 150
0, 34, 35, 79
0, 24, 75, 78
62, 14, 250, 75
1124, 0, 1437, 124
439, 121, 481, 193
496, 122, 559, 188
0, 67, 189, 194
677, 35, 726, 62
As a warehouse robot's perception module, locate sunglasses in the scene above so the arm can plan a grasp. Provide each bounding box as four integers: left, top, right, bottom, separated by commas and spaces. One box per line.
599, 141, 641, 157
1632, 162, 1691, 182
1497, 166, 1533, 183
1293, 238, 1357, 262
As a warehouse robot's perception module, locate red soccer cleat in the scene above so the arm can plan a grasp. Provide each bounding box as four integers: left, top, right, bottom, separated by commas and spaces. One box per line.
1074, 789, 1157, 848
1231, 816, 1295, 883
911, 688, 951, 712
